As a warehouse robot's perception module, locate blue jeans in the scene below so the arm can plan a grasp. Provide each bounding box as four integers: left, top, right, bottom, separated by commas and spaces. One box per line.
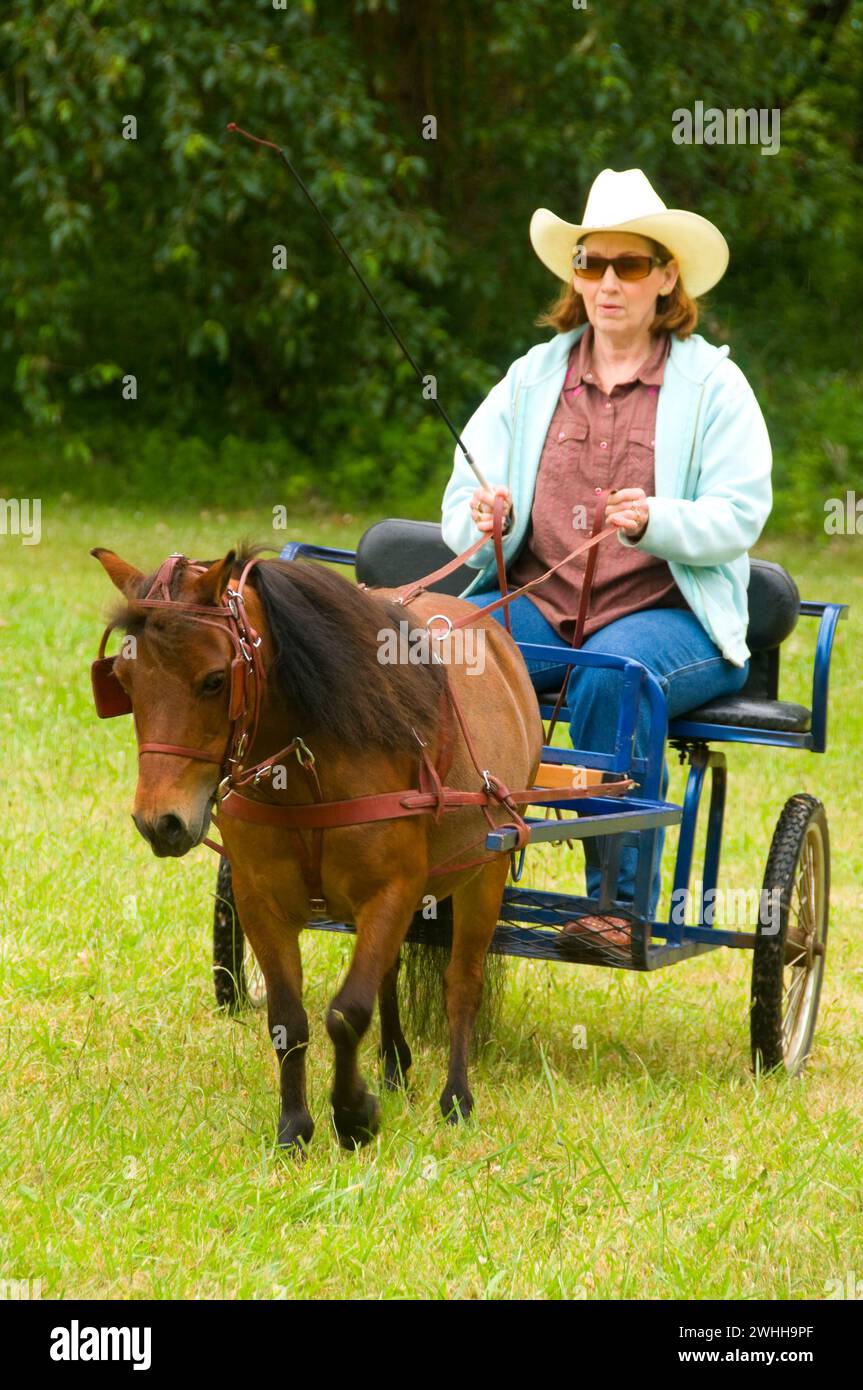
467, 592, 749, 917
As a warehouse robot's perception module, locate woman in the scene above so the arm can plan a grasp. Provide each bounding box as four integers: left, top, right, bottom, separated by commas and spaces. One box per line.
441, 167, 772, 925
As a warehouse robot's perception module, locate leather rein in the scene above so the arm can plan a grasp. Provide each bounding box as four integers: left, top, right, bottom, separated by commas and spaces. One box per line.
92, 495, 627, 911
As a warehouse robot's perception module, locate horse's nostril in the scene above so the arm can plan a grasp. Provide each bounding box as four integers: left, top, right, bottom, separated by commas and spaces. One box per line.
155, 813, 185, 846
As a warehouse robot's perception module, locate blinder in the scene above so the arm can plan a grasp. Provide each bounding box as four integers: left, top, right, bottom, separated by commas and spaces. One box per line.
92, 621, 133, 719
91, 653, 133, 719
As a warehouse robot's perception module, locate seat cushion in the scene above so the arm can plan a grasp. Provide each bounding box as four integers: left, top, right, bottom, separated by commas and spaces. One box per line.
670, 696, 811, 734
355, 519, 470, 596
746, 560, 799, 651
540, 688, 811, 735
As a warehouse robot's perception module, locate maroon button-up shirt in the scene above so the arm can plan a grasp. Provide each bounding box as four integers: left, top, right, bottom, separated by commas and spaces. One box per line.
508, 326, 687, 642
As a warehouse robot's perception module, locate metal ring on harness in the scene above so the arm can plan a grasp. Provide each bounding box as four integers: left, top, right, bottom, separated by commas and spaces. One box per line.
426, 613, 453, 640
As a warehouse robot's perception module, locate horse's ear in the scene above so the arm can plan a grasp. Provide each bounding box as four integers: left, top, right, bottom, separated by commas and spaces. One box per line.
189, 551, 236, 606
91, 548, 145, 596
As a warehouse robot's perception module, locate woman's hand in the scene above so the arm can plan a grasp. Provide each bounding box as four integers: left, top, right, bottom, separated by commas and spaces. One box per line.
606, 487, 649, 540
470, 485, 512, 534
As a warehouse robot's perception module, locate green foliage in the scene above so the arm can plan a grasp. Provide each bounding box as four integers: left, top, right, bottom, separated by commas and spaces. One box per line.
0, 0, 465, 437
0, 416, 453, 520
1, 0, 862, 524
767, 371, 863, 532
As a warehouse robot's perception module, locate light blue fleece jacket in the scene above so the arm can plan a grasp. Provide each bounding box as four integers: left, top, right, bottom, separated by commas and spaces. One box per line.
440, 325, 773, 666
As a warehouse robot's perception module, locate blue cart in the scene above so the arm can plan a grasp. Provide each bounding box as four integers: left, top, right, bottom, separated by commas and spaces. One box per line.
212, 520, 847, 1076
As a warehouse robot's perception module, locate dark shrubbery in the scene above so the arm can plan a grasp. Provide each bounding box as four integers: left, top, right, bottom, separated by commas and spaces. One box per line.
2, 0, 861, 525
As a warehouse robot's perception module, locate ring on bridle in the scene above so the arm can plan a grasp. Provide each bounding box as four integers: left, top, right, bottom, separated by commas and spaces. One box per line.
426, 613, 454, 640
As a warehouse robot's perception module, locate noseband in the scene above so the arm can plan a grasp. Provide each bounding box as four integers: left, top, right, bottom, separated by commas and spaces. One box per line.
91, 553, 267, 791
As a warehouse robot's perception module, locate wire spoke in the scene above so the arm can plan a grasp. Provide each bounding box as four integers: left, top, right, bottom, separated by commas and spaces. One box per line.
783, 977, 809, 1047
783, 965, 808, 1016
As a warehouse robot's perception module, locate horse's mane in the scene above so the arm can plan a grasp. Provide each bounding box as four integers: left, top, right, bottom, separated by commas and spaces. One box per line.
116, 546, 448, 754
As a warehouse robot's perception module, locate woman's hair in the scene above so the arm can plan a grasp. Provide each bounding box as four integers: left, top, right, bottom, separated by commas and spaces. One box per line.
536, 235, 699, 338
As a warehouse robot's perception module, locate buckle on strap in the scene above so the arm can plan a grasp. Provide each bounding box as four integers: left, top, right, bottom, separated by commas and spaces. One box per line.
308, 897, 328, 919
481, 770, 515, 805
294, 736, 315, 767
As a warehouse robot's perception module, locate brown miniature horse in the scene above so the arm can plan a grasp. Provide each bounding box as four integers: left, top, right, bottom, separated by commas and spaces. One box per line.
93, 546, 543, 1151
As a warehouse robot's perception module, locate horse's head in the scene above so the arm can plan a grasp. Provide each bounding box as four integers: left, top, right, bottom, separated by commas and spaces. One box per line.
92, 547, 249, 857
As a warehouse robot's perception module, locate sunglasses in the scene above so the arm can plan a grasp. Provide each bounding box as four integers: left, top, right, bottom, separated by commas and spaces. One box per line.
572, 251, 669, 281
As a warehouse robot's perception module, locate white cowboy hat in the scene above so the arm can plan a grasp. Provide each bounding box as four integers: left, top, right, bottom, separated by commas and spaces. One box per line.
530, 168, 729, 299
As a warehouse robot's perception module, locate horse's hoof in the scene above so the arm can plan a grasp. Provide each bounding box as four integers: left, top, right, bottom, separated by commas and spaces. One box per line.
277, 1110, 314, 1155
440, 1090, 473, 1125
333, 1091, 381, 1148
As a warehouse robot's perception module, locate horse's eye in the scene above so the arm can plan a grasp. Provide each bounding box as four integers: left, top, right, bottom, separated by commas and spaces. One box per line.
201, 670, 226, 695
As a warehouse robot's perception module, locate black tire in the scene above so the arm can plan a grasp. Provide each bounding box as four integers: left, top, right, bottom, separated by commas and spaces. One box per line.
751, 794, 829, 1076
212, 858, 266, 1011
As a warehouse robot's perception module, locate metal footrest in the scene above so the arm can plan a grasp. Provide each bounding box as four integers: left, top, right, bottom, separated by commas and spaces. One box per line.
495, 888, 646, 969
486, 795, 682, 851
301, 888, 726, 972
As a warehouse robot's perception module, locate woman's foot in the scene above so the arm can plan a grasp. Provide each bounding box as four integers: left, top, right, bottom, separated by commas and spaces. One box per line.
560, 914, 632, 949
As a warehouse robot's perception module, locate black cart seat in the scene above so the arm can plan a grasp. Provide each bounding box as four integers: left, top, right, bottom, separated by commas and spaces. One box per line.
673, 560, 810, 734
355, 520, 810, 736
356, 518, 474, 597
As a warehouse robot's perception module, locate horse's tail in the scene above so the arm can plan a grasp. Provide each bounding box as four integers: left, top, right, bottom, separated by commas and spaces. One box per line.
399, 895, 507, 1051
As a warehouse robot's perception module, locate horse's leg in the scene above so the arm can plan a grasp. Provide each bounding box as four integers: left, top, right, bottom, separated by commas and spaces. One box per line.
231, 875, 313, 1153
327, 881, 416, 1147
378, 953, 412, 1091
267, 929, 314, 1152
439, 857, 509, 1123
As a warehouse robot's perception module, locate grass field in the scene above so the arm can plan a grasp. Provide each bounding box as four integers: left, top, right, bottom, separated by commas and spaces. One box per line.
1, 499, 861, 1300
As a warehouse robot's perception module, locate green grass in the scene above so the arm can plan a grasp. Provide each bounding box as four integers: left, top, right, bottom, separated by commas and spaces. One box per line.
1, 500, 861, 1299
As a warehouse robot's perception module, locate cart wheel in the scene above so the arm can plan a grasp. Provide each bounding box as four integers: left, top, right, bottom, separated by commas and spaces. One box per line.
750, 793, 829, 1076
212, 857, 266, 1012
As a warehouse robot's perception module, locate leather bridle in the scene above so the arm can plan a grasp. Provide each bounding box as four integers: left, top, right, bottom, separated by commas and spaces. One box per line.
91, 552, 268, 795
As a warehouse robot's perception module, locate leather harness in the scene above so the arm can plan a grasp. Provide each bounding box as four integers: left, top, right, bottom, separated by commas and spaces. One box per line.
92, 492, 630, 915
